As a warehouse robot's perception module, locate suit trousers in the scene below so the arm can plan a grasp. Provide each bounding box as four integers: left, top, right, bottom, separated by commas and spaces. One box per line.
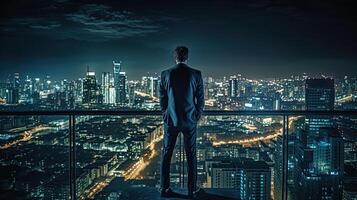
160, 124, 198, 195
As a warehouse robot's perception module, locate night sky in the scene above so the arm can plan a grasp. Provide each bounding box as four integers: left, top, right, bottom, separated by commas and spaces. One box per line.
1, 0, 357, 80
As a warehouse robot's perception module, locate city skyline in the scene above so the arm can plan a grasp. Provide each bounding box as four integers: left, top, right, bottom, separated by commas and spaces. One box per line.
1, 64, 353, 83
1, 1, 356, 199
1, 0, 357, 80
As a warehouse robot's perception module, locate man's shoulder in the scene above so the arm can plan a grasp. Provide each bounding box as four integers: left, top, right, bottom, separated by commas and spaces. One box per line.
160, 68, 171, 77
161, 65, 176, 73
187, 66, 202, 78
161, 64, 201, 76
191, 67, 201, 75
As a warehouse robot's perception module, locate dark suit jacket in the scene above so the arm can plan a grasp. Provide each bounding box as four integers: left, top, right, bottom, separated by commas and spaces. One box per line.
160, 63, 204, 128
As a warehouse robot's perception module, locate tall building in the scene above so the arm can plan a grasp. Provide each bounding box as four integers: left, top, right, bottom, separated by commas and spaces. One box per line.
149, 76, 160, 98
142, 76, 150, 94
43, 75, 52, 90
273, 136, 283, 200
295, 78, 342, 200
113, 61, 127, 105
117, 72, 127, 105
74, 78, 83, 103
113, 61, 121, 77
6, 88, 19, 104
293, 127, 343, 199
313, 128, 344, 175
305, 78, 335, 138
12, 72, 20, 89
211, 158, 271, 200
113, 61, 121, 103
23, 76, 32, 102
228, 75, 238, 98
273, 92, 281, 110
101, 72, 116, 104
0, 82, 8, 100
82, 69, 99, 104
6, 73, 20, 104
102, 72, 111, 104
32, 78, 41, 93
306, 78, 334, 111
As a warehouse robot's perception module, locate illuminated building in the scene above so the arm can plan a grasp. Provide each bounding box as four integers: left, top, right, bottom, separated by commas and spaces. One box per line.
211, 158, 271, 200
305, 78, 335, 139
228, 75, 238, 98
101, 72, 116, 104
83, 69, 99, 104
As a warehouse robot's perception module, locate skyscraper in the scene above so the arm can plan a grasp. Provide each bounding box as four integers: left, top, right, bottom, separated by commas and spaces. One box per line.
117, 72, 127, 105
305, 78, 335, 138
0, 82, 8, 100
6, 88, 19, 104
211, 158, 271, 200
292, 126, 345, 200
101, 72, 116, 104
6, 73, 20, 104
113, 61, 127, 105
23, 76, 33, 103
82, 69, 99, 105
306, 78, 334, 111
149, 76, 160, 98
74, 78, 83, 103
296, 128, 344, 199
228, 75, 238, 98
113, 61, 121, 103
295, 78, 342, 199
313, 128, 344, 176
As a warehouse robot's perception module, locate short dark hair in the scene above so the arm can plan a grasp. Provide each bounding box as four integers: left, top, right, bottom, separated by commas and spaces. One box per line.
174, 46, 189, 62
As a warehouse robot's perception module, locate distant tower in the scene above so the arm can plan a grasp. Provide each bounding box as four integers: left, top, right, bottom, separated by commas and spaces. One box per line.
228, 75, 238, 98
305, 78, 334, 111
313, 128, 344, 175
6, 72, 20, 104
149, 74, 160, 98
82, 67, 99, 104
305, 78, 335, 140
113, 61, 127, 105
113, 61, 121, 76
117, 71, 127, 105
296, 79, 341, 200
102, 72, 116, 104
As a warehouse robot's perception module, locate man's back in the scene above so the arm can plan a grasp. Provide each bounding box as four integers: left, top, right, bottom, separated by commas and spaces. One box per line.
160, 63, 204, 128
159, 46, 205, 199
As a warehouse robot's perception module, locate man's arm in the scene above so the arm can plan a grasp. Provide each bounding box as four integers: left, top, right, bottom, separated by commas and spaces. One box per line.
195, 71, 205, 119
159, 71, 168, 113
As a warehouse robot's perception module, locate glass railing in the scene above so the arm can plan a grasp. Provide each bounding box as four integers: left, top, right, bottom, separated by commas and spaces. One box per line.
0, 114, 70, 199
0, 110, 356, 200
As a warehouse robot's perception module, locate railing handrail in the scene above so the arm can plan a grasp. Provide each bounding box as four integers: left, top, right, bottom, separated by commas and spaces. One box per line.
0, 109, 355, 116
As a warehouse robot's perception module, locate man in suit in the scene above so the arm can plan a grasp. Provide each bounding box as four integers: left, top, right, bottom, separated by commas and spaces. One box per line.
159, 46, 205, 199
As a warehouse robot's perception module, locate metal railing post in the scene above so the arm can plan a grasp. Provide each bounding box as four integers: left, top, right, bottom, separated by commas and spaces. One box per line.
179, 133, 182, 187
69, 115, 72, 199
69, 115, 76, 200
282, 115, 289, 200
182, 134, 185, 187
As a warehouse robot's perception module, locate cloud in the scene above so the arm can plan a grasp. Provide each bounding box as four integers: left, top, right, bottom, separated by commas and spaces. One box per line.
64, 4, 159, 40
2, 18, 62, 30
1, 3, 169, 41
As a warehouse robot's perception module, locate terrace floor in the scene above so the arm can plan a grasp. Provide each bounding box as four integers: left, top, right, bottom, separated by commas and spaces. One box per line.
119, 187, 239, 200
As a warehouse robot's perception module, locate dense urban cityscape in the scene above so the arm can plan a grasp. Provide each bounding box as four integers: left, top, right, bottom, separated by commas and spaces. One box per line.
0, 60, 356, 200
